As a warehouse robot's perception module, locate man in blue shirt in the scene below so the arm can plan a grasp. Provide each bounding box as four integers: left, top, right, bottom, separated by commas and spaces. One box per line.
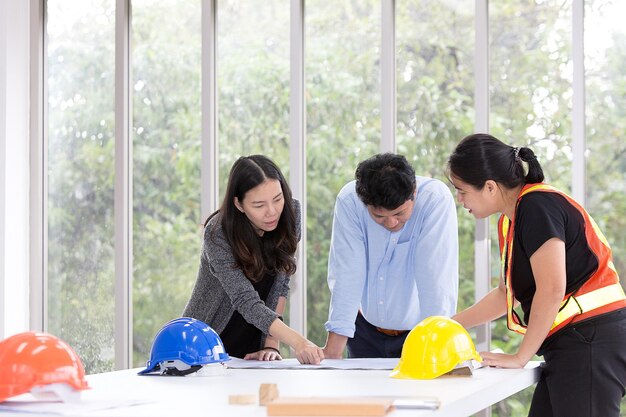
323, 153, 459, 358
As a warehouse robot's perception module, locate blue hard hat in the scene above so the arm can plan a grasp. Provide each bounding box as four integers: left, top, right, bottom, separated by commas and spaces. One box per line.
138, 317, 229, 376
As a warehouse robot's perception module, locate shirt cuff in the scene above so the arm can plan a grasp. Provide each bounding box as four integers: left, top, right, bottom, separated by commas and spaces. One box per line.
324, 320, 356, 338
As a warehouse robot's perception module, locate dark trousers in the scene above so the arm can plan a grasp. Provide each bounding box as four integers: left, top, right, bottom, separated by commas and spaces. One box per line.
346, 312, 408, 358
529, 308, 626, 417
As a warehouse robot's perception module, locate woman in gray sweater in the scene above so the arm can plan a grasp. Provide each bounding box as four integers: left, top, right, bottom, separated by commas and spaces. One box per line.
183, 155, 324, 364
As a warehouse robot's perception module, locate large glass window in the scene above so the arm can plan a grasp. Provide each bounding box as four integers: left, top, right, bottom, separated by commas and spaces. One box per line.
216, 0, 291, 343
490, 1, 573, 188
396, 0, 475, 311
47, 0, 116, 373
489, 2, 573, 415
585, 0, 626, 289
131, 0, 202, 367
305, 0, 381, 346
217, 0, 291, 187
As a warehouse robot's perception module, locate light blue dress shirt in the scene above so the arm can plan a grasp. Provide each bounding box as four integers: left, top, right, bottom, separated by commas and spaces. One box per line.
325, 176, 459, 338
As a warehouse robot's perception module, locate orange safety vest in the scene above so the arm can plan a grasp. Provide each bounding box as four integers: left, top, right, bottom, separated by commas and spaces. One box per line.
499, 183, 626, 336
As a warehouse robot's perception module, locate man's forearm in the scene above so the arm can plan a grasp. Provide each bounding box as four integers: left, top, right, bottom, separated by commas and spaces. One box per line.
323, 331, 348, 359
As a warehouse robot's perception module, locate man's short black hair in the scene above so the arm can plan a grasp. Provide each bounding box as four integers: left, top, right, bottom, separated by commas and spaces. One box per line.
355, 153, 416, 210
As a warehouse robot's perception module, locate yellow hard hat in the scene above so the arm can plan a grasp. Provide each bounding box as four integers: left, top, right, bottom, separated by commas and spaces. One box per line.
390, 316, 482, 379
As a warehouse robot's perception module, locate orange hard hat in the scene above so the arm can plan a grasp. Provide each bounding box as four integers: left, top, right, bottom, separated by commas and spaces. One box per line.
0, 332, 89, 402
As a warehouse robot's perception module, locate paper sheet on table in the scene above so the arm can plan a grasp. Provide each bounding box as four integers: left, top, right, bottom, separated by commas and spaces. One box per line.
225, 357, 398, 370
0, 397, 152, 415
225, 349, 501, 371
226, 357, 487, 374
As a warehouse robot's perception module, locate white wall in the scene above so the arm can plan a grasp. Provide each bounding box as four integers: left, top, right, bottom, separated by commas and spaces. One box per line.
0, 0, 30, 338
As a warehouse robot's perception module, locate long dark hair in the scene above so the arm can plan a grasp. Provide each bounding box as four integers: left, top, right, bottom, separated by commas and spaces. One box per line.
206, 155, 297, 282
447, 133, 544, 190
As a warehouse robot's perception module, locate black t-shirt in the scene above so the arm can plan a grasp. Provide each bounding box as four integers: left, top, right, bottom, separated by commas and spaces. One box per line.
219, 274, 275, 358
511, 192, 598, 325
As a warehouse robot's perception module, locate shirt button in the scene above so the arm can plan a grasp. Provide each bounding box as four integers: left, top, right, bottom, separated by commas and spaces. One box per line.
379, 276, 383, 281
379, 300, 384, 305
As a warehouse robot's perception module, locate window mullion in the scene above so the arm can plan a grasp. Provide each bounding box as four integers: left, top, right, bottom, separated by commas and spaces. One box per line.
288, 0, 306, 337
474, 0, 491, 354
572, 0, 585, 204
114, 0, 132, 370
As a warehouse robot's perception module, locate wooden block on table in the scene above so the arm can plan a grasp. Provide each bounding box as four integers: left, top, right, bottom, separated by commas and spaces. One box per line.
266, 397, 394, 416
259, 383, 280, 405
229, 394, 258, 405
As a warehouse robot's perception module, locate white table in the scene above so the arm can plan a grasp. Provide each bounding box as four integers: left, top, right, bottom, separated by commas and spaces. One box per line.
0, 361, 541, 416
72, 361, 542, 417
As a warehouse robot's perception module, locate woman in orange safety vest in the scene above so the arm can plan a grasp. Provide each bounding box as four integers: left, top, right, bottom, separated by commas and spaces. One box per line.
447, 133, 626, 417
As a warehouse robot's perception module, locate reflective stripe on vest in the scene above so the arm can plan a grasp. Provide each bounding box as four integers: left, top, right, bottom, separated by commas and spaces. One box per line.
499, 183, 626, 336
554, 283, 625, 326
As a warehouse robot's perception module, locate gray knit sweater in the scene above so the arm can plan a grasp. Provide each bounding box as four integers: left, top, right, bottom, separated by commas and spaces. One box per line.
182, 199, 301, 338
